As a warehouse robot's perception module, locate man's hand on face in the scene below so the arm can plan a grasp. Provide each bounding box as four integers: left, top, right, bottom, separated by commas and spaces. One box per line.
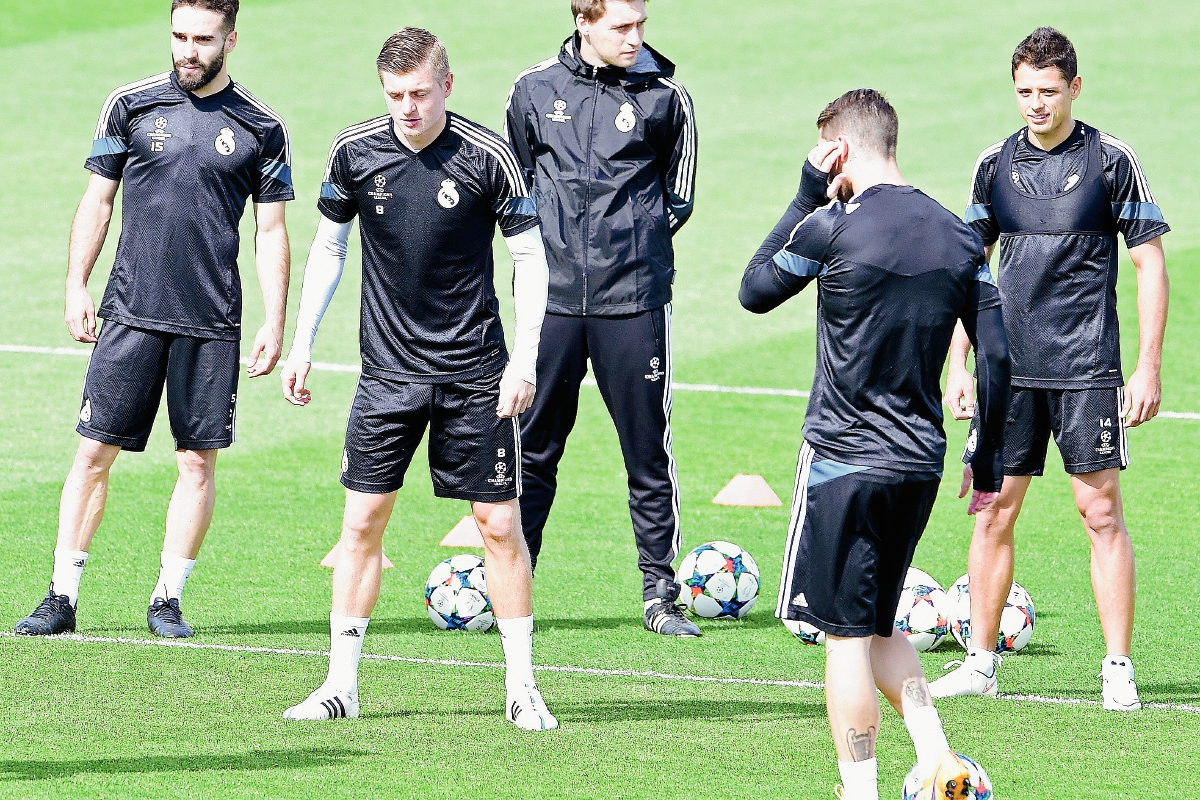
807, 139, 849, 200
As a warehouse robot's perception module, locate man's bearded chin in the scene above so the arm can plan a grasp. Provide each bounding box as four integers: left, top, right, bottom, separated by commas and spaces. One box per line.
174, 49, 225, 92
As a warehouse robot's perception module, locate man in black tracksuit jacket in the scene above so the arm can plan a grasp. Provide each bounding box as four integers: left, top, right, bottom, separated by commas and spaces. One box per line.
504, 1, 699, 636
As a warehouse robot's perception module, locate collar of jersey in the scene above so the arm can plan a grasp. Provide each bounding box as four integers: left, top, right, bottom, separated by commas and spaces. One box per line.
168, 70, 237, 103
388, 111, 456, 156
1017, 119, 1085, 159
559, 34, 676, 84
847, 183, 915, 204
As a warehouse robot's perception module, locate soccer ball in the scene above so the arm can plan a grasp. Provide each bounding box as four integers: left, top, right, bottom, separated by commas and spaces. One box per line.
949, 573, 1036, 653
902, 753, 993, 799
893, 568, 951, 652
783, 617, 826, 645
677, 541, 760, 619
425, 554, 494, 632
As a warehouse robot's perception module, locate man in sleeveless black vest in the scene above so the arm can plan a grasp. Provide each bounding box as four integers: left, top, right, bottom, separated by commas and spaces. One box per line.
932, 28, 1169, 710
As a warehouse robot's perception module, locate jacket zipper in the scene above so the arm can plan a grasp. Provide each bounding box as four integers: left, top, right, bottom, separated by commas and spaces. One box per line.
582, 67, 600, 315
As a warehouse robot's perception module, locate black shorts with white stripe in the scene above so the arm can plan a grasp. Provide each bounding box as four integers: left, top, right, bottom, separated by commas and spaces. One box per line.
341, 371, 520, 502
963, 386, 1129, 476
777, 442, 941, 638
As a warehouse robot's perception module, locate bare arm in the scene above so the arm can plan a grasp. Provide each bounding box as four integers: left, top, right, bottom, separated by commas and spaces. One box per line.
247, 201, 290, 378
945, 243, 994, 420
65, 174, 120, 343
1124, 236, 1168, 426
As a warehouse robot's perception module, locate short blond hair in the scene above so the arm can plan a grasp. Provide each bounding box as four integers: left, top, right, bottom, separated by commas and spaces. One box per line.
376, 27, 449, 79
572, 0, 647, 24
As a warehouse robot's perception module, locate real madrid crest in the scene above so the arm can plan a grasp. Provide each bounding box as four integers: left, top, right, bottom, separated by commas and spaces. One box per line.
615, 102, 636, 133
437, 178, 460, 209
215, 126, 236, 155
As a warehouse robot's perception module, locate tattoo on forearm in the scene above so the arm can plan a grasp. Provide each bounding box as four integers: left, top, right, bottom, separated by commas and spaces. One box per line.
903, 678, 933, 708
846, 727, 875, 761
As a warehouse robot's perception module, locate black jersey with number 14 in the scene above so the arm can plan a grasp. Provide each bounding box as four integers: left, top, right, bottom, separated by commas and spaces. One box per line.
318, 112, 539, 384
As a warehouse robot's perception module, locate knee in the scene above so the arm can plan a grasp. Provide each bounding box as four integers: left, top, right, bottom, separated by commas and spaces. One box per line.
176, 449, 215, 490
1079, 500, 1123, 541
73, 440, 118, 479
475, 503, 518, 545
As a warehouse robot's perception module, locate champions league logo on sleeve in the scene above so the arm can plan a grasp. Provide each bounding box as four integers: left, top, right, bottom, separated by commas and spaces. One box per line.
214, 127, 236, 156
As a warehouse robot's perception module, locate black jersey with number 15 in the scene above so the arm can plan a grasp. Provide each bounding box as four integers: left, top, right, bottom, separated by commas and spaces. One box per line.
85, 72, 294, 340
318, 112, 540, 384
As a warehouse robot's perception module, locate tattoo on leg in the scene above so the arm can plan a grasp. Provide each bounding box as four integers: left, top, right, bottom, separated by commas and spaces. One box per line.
846, 727, 875, 761
903, 678, 933, 708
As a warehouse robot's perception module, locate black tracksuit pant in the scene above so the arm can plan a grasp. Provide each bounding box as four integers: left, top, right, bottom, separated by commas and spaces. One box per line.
519, 306, 681, 601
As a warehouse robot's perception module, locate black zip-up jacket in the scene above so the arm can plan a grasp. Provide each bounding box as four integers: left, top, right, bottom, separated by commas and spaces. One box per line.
505, 35, 697, 315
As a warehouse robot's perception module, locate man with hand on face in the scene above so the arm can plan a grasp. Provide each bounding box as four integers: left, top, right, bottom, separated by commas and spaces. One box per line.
505, 0, 699, 637
15, 0, 292, 639
740, 90, 1010, 800
932, 28, 1169, 711
279, 28, 555, 730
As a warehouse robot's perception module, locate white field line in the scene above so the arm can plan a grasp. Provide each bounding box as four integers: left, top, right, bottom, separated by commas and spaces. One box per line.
4, 343, 1199, 419
2, 630, 1198, 715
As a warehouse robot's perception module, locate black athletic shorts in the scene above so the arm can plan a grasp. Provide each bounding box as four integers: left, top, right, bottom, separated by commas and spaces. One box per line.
964, 386, 1128, 476
76, 321, 239, 452
341, 371, 520, 501
776, 442, 941, 638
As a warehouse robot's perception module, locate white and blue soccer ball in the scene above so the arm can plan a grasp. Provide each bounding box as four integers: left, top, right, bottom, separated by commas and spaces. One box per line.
949, 573, 1035, 653
677, 541, 760, 619
425, 554, 494, 632
893, 568, 951, 652
902, 752, 993, 799
783, 617, 826, 645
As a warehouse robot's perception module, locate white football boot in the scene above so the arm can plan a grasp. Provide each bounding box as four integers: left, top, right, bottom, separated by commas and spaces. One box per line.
506, 683, 559, 731
1100, 656, 1141, 711
929, 650, 1000, 699
282, 684, 359, 720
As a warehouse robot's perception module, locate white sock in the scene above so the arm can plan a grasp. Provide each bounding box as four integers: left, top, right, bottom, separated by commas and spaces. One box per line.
497, 615, 536, 691
902, 705, 951, 778
837, 758, 878, 800
151, 551, 196, 603
965, 646, 997, 676
51, 549, 89, 607
326, 613, 369, 694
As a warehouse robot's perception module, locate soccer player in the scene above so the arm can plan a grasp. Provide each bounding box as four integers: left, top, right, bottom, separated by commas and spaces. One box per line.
14, 0, 292, 639
279, 29, 556, 730
504, 0, 700, 637
932, 28, 1169, 711
740, 90, 1011, 800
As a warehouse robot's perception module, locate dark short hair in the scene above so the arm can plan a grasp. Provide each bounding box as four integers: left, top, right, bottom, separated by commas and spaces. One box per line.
816, 89, 898, 159
572, 0, 647, 24
171, 0, 238, 32
376, 27, 450, 79
1012, 27, 1077, 82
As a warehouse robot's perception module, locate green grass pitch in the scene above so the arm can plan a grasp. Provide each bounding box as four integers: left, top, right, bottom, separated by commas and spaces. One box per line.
1, 1, 1199, 797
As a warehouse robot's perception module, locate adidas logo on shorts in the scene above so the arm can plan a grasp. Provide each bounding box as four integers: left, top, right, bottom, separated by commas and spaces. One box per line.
791, 592, 809, 608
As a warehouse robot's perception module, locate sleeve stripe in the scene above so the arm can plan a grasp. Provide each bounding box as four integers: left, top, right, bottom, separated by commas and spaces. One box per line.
493, 197, 537, 217
963, 203, 992, 223
320, 182, 351, 200
1099, 132, 1155, 203
658, 77, 697, 203
974, 264, 997, 287
449, 117, 529, 196
258, 158, 292, 185
502, 56, 558, 141
88, 137, 129, 158
93, 73, 171, 139
968, 140, 1005, 206
1112, 202, 1165, 223
772, 250, 823, 278
231, 84, 292, 166
323, 118, 389, 182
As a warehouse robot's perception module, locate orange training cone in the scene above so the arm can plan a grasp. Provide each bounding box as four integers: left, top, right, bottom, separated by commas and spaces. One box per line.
440, 515, 486, 548
712, 474, 782, 507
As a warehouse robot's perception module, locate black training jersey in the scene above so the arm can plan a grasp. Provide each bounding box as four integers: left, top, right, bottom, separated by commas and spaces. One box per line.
757, 184, 1000, 474
86, 72, 294, 340
318, 112, 539, 383
966, 122, 1169, 388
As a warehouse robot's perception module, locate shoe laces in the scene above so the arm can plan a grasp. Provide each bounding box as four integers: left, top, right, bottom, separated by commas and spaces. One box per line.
653, 601, 689, 624
150, 597, 184, 625
28, 593, 69, 620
